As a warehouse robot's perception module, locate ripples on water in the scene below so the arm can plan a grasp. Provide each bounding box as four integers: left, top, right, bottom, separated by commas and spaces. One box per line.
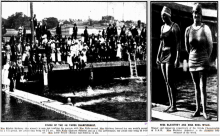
2, 66, 147, 121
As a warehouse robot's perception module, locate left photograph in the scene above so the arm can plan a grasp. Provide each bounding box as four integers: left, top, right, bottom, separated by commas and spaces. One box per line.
1, 2, 147, 121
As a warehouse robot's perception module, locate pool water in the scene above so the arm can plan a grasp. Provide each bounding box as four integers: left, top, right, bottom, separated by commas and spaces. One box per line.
2, 92, 78, 121
2, 66, 147, 121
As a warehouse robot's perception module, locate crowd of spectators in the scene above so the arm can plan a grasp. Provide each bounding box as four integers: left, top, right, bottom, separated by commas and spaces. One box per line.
2, 19, 146, 90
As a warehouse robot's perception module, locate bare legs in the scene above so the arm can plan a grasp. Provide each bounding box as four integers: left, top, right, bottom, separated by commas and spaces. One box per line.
161, 63, 177, 112
190, 70, 210, 119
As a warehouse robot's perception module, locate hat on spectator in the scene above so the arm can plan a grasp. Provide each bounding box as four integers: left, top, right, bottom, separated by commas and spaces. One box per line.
71, 39, 75, 44
42, 34, 47, 39
18, 26, 22, 30
133, 42, 136, 45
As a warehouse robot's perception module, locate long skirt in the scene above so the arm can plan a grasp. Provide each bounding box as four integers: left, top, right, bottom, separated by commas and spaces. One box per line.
67, 56, 73, 66
51, 53, 56, 62
2, 67, 10, 86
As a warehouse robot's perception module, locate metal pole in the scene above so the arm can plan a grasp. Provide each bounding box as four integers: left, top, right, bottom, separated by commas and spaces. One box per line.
30, 2, 35, 45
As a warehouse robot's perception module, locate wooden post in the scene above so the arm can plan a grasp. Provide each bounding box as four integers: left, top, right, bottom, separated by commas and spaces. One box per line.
30, 2, 35, 45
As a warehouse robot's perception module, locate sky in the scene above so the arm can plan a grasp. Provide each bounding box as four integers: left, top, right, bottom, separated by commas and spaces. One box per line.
1, 2, 146, 23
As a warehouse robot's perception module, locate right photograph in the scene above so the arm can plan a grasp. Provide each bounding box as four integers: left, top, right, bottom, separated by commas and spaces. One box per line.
151, 2, 218, 121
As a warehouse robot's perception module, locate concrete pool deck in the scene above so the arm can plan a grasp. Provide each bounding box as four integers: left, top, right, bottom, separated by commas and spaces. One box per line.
2, 89, 118, 121
151, 103, 217, 121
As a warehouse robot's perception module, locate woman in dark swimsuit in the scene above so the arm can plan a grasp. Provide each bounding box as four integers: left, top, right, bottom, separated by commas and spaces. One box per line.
156, 6, 181, 113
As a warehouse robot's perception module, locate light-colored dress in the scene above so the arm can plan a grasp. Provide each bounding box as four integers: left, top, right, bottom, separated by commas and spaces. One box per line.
116, 43, 122, 59
67, 45, 74, 66
51, 43, 56, 62
2, 64, 10, 86
80, 47, 88, 63
57, 48, 61, 62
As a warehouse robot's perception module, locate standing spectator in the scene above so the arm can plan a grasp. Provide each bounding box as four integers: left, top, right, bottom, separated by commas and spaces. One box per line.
116, 41, 122, 60
130, 42, 137, 61
8, 61, 18, 92
33, 14, 38, 30
67, 37, 72, 46
61, 43, 68, 64
22, 50, 27, 65
36, 22, 42, 43
2, 60, 10, 90
17, 55, 24, 83
56, 22, 62, 41
42, 54, 48, 73
57, 46, 62, 64
79, 43, 88, 69
84, 26, 89, 43
102, 28, 107, 39
137, 20, 142, 36
42, 19, 48, 36
37, 53, 43, 73
25, 43, 31, 57
31, 54, 37, 75
50, 41, 56, 63
67, 44, 73, 68
120, 25, 126, 44
106, 24, 112, 41
112, 23, 118, 37
72, 23, 78, 40
16, 38, 23, 59
5, 43, 11, 63
136, 44, 143, 61
141, 26, 146, 45
32, 40, 38, 56
131, 25, 138, 38
17, 26, 23, 44
122, 42, 128, 61
23, 53, 31, 80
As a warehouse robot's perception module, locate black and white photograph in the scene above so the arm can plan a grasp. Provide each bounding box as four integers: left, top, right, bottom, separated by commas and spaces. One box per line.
151, 2, 218, 121
1, 1, 147, 121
